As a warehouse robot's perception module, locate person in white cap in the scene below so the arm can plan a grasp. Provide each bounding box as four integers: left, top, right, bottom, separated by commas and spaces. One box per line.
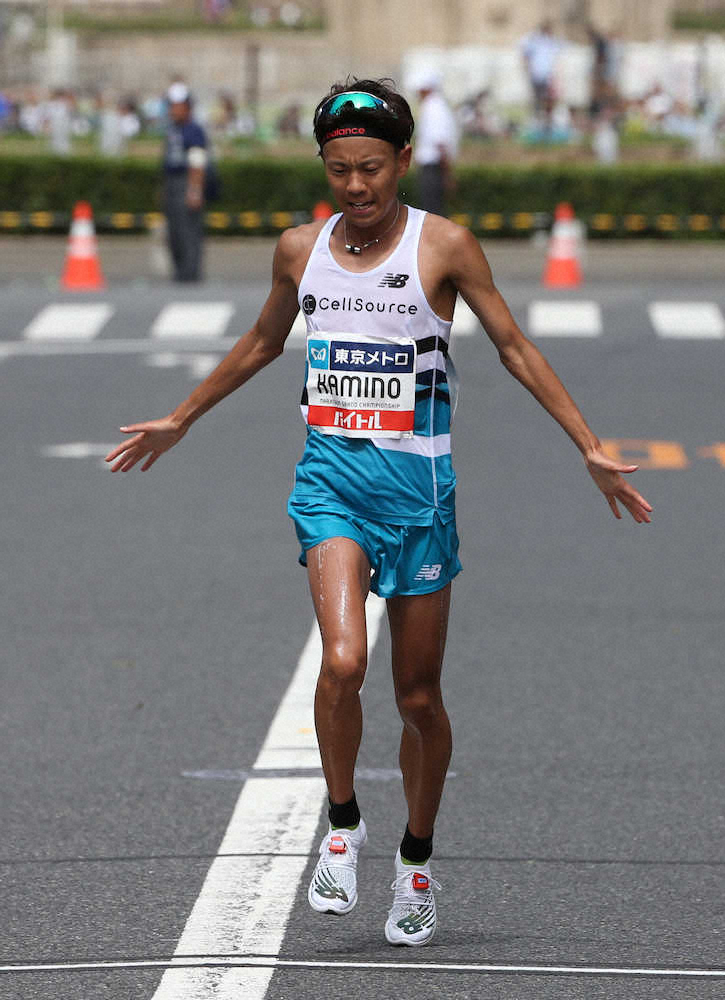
162, 82, 209, 282
413, 69, 458, 217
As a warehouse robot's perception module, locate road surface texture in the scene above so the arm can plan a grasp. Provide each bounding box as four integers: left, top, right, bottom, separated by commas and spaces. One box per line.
2, 236, 724, 999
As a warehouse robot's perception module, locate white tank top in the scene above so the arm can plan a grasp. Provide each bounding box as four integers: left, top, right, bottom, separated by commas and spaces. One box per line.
291, 206, 457, 526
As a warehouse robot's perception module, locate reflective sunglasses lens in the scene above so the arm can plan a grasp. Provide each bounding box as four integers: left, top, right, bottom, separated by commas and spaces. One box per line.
317, 92, 393, 121
327, 93, 383, 115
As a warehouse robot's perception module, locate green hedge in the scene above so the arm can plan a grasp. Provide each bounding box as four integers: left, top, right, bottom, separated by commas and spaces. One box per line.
671, 10, 725, 30
2, 154, 725, 233
0, 154, 331, 213
62, 11, 325, 32
449, 163, 725, 217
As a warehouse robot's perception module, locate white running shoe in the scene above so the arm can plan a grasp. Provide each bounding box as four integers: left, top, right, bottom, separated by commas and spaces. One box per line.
307, 818, 367, 915
384, 848, 441, 946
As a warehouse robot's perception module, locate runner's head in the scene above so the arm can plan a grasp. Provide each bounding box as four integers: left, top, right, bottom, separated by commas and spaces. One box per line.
315, 79, 414, 226
314, 78, 414, 154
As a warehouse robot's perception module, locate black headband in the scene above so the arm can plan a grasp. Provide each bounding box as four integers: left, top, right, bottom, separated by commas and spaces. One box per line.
319, 122, 405, 149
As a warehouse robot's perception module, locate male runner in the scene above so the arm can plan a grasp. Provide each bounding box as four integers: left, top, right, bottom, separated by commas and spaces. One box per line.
106, 78, 652, 947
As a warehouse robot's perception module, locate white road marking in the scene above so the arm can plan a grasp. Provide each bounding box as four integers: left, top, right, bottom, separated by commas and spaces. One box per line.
649, 302, 725, 339
0, 338, 241, 357
5, 957, 725, 979
151, 303, 235, 339
528, 301, 602, 337
181, 766, 456, 783
151, 778, 324, 999
22, 304, 114, 341
452, 298, 479, 336
41, 443, 117, 459
146, 352, 220, 378
151, 594, 386, 1000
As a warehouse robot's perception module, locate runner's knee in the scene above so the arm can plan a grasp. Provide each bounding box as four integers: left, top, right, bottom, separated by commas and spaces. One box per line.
396, 682, 445, 731
319, 642, 367, 696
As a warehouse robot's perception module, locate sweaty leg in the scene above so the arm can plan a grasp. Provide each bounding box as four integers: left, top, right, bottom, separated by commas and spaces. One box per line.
306, 537, 371, 805
388, 584, 452, 839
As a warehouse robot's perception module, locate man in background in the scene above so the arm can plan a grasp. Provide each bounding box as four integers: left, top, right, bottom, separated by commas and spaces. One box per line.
163, 82, 208, 282
521, 20, 564, 131
413, 70, 458, 217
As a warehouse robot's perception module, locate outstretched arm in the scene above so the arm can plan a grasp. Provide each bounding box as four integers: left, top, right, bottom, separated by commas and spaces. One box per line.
106, 230, 302, 472
449, 227, 652, 523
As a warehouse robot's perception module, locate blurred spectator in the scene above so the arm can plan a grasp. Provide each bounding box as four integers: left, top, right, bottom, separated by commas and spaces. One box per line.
211, 91, 238, 138
250, 5, 272, 27
0, 91, 12, 132
119, 97, 142, 140
694, 104, 722, 162
521, 97, 576, 145
277, 102, 302, 137
70, 93, 94, 139
588, 26, 612, 118
162, 82, 208, 282
551, 101, 573, 137
19, 90, 43, 136
209, 91, 257, 145
521, 20, 563, 128
1, 93, 21, 134
93, 93, 139, 155
280, 2, 303, 26
203, 0, 231, 21
45, 88, 72, 154
592, 108, 619, 164
643, 85, 674, 130
141, 93, 166, 135
412, 69, 459, 217
96, 92, 124, 156
458, 89, 504, 140
662, 101, 697, 140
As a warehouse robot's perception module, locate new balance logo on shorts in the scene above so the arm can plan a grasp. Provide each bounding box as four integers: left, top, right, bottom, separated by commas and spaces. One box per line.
378, 273, 410, 288
414, 564, 442, 582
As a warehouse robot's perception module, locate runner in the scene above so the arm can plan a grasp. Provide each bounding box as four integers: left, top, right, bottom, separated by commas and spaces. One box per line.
105, 78, 652, 947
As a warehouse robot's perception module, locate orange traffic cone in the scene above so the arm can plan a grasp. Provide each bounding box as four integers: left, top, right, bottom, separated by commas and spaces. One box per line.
61, 201, 105, 290
542, 202, 582, 288
312, 200, 334, 221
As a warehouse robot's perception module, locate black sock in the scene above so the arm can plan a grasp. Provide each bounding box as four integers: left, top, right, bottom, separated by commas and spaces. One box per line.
400, 825, 433, 865
328, 793, 360, 829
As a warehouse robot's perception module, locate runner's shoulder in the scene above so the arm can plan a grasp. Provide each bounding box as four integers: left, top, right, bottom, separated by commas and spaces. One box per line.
421, 212, 480, 256
275, 219, 328, 269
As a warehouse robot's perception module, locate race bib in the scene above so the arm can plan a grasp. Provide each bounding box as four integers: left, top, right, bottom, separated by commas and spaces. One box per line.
305, 332, 416, 438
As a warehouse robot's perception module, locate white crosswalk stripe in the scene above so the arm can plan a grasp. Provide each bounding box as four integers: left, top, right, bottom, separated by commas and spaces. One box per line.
528, 301, 602, 338
146, 352, 220, 378
648, 302, 725, 339
22, 303, 114, 341
151, 302, 235, 338
288, 298, 480, 342
6, 300, 725, 357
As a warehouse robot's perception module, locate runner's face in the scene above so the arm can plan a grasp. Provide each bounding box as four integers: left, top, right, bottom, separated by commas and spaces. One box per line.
322, 138, 411, 227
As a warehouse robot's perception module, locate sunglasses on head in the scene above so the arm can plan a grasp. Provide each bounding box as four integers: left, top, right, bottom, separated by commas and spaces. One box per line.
315, 91, 398, 123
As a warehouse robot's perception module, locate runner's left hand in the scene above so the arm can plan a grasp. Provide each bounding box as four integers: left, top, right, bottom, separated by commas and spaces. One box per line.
585, 448, 653, 523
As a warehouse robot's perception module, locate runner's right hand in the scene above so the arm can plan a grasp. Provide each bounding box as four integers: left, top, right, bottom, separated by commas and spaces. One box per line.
105, 418, 187, 472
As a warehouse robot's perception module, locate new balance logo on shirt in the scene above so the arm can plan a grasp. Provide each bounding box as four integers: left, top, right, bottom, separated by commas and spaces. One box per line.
414, 564, 442, 582
378, 273, 410, 288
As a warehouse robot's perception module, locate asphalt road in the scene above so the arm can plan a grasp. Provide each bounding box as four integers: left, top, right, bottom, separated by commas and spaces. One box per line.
2, 242, 725, 999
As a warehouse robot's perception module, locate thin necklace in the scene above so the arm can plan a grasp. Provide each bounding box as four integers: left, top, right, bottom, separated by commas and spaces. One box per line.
344, 201, 401, 254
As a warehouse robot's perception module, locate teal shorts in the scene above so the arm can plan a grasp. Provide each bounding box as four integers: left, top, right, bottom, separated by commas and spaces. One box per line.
288, 502, 462, 599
